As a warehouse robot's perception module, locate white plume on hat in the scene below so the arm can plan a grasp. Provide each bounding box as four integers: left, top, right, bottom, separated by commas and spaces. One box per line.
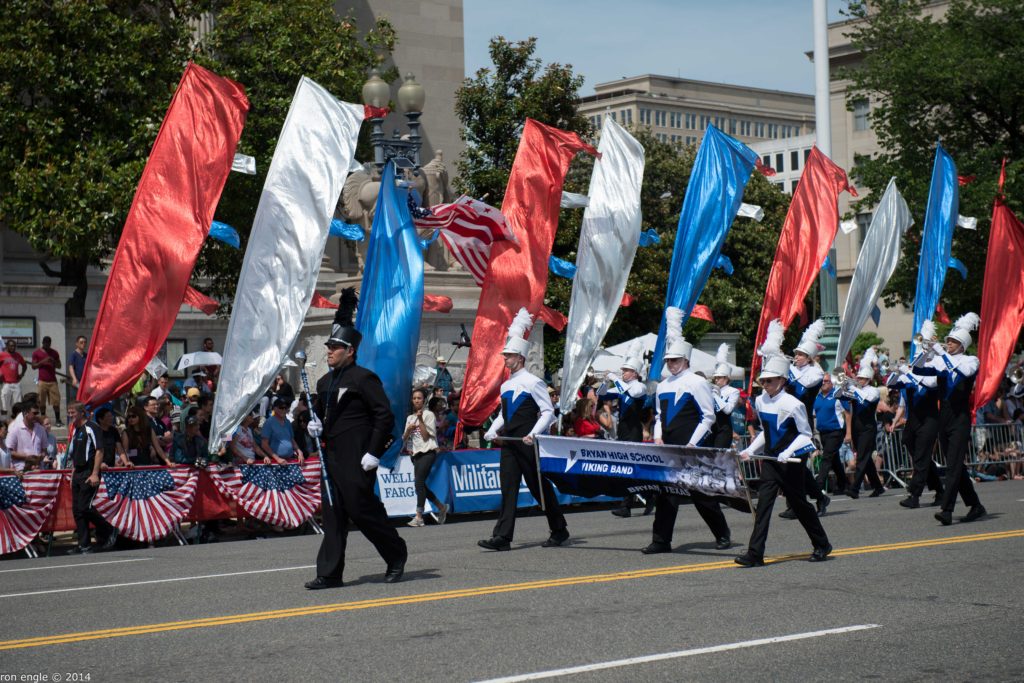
947, 311, 980, 349
919, 319, 937, 342
857, 346, 879, 379
663, 306, 692, 360
503, 307, 535, 357
758, 319, 785, 358
622, 339, 645, 373
796, 318, 825, 357
713, 343, 731, 377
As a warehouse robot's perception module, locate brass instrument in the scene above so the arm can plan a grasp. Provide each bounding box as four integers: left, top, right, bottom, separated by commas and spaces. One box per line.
1009, 366, 1024, 386
879, 359, 891, 375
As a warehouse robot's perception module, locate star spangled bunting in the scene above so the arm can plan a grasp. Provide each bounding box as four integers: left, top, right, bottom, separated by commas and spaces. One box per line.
0, 472, 63, 555
206, 459, 320, 528
93, 468, 199, 542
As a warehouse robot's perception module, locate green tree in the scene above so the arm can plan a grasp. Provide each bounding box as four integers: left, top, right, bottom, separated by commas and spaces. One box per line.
852, 331, 884, 358
454, 37, 592, 203
841, 0, 1024, 315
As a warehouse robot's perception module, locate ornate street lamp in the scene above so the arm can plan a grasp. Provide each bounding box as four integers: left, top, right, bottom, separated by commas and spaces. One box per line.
361, 70, 427, 172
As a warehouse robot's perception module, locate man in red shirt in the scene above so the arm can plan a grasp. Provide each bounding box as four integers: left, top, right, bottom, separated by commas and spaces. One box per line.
31, 336, 63, 427
0, 338, 28, 418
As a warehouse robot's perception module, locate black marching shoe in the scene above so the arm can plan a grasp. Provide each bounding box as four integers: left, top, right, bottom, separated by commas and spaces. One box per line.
929, 494, 943, 507
778, 507, 797, 520
817, 495, 831, 517
541, 528, 570, 547
808, 544, 833, 562
899, 496, 920, 509
305, 576, 344, 590
960, 504, 987, 523
642, 499, 656, 516
934, 510, 953, 526
66, 545, 93, 555
611, 507, 631, 518
869, 486, 886, 498
100, 529, 119, 551
641, 541, 672, 555
734, 553, 765, 567
715, 536, 732, 550
846, 488, 860, 499
478, 536, 511, 551
384, 560, 405, 583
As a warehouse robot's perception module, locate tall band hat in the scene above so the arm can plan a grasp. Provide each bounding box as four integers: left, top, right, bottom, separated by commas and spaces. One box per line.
918, 319, 937, 344
621, 339, 645, 374
713, 342, 731, 378
947, 312, 980, 349
757, 319, 790, 380
502, 307, 535, 357
328, 287, 362, 348
662, 307, 693, 360
795, 318, 825, 358
857, 346, 878, 380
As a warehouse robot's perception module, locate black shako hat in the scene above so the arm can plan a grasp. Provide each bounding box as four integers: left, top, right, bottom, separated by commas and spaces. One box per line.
328, 287, 362, 349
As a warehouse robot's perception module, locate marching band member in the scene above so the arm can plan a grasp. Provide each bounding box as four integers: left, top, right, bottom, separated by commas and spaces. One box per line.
643, 307, 731, 555
479, 309, 569, 551
845, 346, 886, 499
603, 340, 653, 517
711, 344, 741, 449
913, 312, 986, 525
813, 373, 852, 497
893, 319, 944, 509
735, 340, 831, 567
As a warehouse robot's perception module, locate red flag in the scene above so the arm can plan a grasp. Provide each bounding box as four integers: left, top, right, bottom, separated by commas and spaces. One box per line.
538, 305, 568, 332
691, 304, 714, 324
972, 197, 1024, 414
458, 119, 597, 425
423, 294, 453, 313
183, 286, 219, 316
750, 147, 854, 386
310, 292, 338, 309
363, 104, 389, 119
79, 63, 248, 405
935, 302, 951, 325
620, 292, 634, 307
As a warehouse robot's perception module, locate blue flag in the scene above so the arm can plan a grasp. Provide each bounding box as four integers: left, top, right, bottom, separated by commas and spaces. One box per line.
821, 254, 836, 278
209, 221, 240, 248
912, 143, 960, 349
649, 126, 759, 380
356, 163, 425, 468
638, 229, 661, 247
329, 218, 365, 242
549, 254, 578, 279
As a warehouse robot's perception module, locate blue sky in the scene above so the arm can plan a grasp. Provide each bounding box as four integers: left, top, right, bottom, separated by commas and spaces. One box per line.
464, 0, 849, 95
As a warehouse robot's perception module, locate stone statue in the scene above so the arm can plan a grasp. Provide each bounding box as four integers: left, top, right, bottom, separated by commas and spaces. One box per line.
339, 162, 381, 272
419, 150, 458, 271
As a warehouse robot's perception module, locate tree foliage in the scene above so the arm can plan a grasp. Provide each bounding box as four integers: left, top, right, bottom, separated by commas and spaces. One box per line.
454, 37, 592, 204
841, 0, 1024, 315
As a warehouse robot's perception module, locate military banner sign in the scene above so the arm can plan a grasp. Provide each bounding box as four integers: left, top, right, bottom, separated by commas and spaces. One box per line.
535, 435, 752, 512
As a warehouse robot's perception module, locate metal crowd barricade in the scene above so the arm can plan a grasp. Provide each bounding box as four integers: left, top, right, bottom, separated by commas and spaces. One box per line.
965, 422, 1024, 471
878, 428, 912, 489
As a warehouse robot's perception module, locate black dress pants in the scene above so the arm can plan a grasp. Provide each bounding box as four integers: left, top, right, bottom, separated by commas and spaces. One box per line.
411, 450, 443, 510
937, 414, 981, 514
651, 491, 730, 545
851, 427, 883, 491
816, 429, 847, 494
747, 458, 830, 559
71, 470, 113, 548
902, 417, 942, 498
492, 442, 566, 541
316, 455, 407, 579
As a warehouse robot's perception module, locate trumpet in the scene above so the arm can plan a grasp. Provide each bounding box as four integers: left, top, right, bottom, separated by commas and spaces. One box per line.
1009, 366, 1024, 386
912, 334, 939, 362
879, 359, 891, 375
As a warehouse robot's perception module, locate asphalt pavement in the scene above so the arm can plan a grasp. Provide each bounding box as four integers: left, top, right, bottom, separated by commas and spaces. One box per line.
1, 481, 1022, 682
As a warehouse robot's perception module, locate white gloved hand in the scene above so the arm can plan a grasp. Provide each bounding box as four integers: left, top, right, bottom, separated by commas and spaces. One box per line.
360, 453, 380, 471
737, 449, 751, 462
898, 364, 911, 375
484, 430, 498, 442
606, 372, 620, 384
307, 414, 323, 438
932, 342, 945, 356
777, 453, 793, 463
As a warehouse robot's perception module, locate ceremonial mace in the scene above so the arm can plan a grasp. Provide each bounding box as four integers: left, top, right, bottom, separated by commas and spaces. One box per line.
294, 350, 333, 508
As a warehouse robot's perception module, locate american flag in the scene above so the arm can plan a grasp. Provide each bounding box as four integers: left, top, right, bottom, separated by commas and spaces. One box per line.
0, 472, 63, 555
207, 459, 320, 528
413, 196, 515, 285
93, 467, 199, 542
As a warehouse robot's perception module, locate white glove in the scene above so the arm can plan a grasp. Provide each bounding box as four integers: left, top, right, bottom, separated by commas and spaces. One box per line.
606, 372, 620, 384
484, 430, 498, 442
777, 453, 793, 463
737, 449, 751, 462
360, 453, 380, 471
898, 363, 911, 375
932, 342, 945, 356
307, 414, 323, 438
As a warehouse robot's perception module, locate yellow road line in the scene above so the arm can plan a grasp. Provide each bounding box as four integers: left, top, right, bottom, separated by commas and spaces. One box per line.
3, 528, 1022, 651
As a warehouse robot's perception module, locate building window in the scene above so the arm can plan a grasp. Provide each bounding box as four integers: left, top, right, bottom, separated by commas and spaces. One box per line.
685, 112, 695, 129
768, 123, 779, 138
728, 118, 737, 134
608, 111, 616, 122
791, 150, 800, 172
856, 212, 872, 246
791, 180, 799, 193
700, 114, 710, 129
755, 121, 765, 137
640, 108, 651, 125
655, 110, 666, 126
853, 99, 870, 131
761, 155, 771, 168
804, 148, 811, 163
594, 114, 602, 128
740, 120, 751, 136
623, 109, 632, 124
775, 153, 784, 173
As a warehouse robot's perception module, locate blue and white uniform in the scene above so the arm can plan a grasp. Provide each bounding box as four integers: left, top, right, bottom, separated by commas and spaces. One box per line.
654, 369, 715, 446
600, 375, 647, 443
742, 391, 817, 462
711, 384, 741, 448
485, 369, 555, 441
814, 387, 850, 494
846, 382, 883, 496
893, 369, 942, 500
787, 362, 824, 430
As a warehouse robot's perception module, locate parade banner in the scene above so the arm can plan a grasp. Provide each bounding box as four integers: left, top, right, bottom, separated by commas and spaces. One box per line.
93, 467, 199, 543
535, 435, 752, 511
835, 178, 912, 365
209, 78, 363, 454
356, 162, 426, 468
376, 455, 443, 518
0, 472, 63, 555
459, 120, 598, 427
560, 118, 645, 415
751, 147, 854, 384
207, 460, 321, 528
79, 63, 248, 406
649, 125, 759, 381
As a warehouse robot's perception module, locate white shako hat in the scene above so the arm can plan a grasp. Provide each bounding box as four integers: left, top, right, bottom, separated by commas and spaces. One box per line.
857, 346, 878, 380
756, 319, 789, 379
621, 339, 645, 373
662, 306, 692, 360
758, 354, 791, 380
502, 307, 535, 357
713, 343, 731, 378
947, 312, 980, 349
795, 318, 825, 358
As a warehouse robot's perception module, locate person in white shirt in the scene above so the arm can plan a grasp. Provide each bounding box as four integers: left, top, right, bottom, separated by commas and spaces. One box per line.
846, 349, 885, 499
601, 341, 652, 518
403, 387, 448, 528
735, 354, 832, 567
479, 309, 568, 551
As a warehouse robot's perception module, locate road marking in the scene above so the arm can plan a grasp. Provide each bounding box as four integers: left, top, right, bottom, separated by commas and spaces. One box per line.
0, 565, 314, 599
0, 558, 152, 574
1, 528, 1021, 650
474, 624, 881, 682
